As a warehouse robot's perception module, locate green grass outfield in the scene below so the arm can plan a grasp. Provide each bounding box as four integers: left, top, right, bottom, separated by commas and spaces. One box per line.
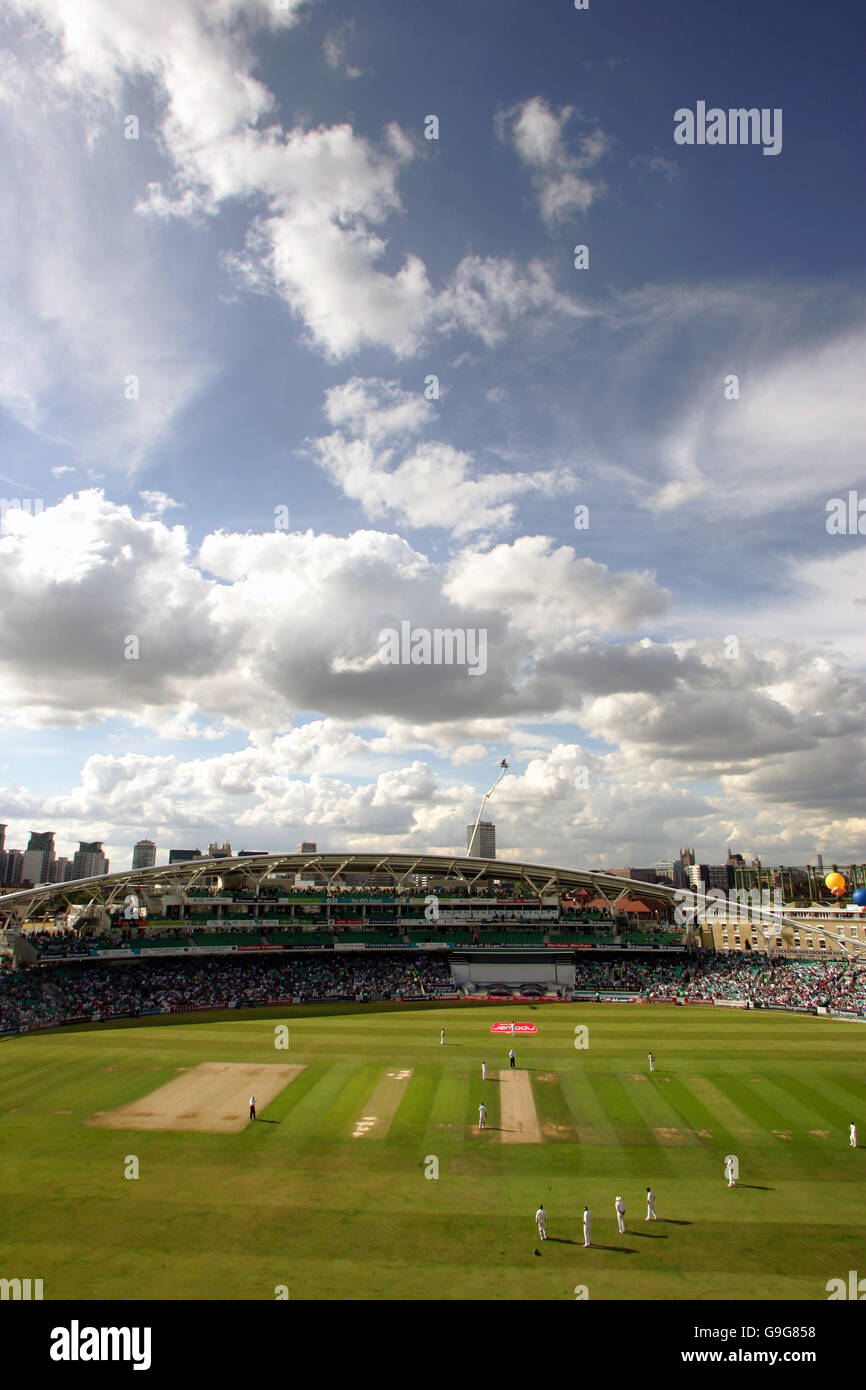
1, 1002, 864, 1301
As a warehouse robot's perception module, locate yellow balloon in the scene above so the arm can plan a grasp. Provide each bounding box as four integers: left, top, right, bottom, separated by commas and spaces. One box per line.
825, 872, 845, 891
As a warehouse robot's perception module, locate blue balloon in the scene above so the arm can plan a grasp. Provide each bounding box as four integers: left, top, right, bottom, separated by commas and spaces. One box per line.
852, 887, 866, 908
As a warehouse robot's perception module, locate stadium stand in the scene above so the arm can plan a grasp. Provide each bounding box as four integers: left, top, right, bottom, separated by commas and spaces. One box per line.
2, 952, 865, 1037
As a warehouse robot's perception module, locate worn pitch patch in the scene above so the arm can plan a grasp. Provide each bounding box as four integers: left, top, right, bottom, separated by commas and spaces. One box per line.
351, 1068, 413, 1138
543, 1121, 575, 1140
86, 1062, 303, 1133
652, 1126, 698, 1146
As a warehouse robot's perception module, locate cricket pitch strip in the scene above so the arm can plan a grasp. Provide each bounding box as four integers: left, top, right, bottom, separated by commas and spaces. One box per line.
87, 1062, 304, 1133
498, 1068, 542, 1143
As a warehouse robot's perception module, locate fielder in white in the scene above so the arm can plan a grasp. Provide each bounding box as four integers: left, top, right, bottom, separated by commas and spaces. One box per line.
535, 1205, 548, 1241
646, 1187, 657, 1221
725, 1156, 737, 1187
478, 1103, 487, 1129
481, 1061, 488, 1081
615, 1195, 626, 1233
583, 1206, 591, 1247
440, 1028, 445, 1046
850, 1122, 857, 1148
648, 1051, 655, 1073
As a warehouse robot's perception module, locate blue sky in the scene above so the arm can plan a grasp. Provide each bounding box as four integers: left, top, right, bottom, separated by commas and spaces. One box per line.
0, 0, 863, 874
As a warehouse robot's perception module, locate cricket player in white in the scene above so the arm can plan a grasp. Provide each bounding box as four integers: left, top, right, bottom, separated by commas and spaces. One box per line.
725, 1156, 736, 1187
850, 1122, 857, 1148
648, 1051, 655, 1073
583, 1207, 591, 1247
646, 1187, 657, 1221
440, 1028, 445, 1045
615, 1195, 626, 1233
478, 1103, 487, 1129
535, 1205, 548, 1241
482, 1061, 488, 1081
511, 1021, 515, 1035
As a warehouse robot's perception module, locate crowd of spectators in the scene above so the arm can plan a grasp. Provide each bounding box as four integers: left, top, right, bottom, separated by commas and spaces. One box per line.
573, 959, 685, 993
0, 953, 455, 1034
2, 951, 865, 1037
571, 955, 866, 1011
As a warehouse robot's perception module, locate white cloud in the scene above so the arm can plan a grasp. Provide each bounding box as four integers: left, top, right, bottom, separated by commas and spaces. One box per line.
497, 96, 609, 228
6, 726, 863, 876
312, 377, 575, 538
323, 20, 364, 79
323, 377, 434, 444
138, 491, 184, 517
0, 12, 220, 465
8, 3, 586, 370
444, 536, 670, 642
645, 328, 866, 516
0, 490, 672, 735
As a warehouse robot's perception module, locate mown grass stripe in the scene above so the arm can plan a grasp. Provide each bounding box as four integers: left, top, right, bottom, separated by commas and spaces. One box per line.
760, 1071, 850, 1134
617, 1073, 701, 1145
261, 1062, 325, 1123
588, 1073, 659, 1146
559, 1074, 610, 1128
686, 1075, 755, 1140
660, 1075, 737, 1142
388, 1067, 439, 1143
314, 1064, 382, 1141
529, 1072, 577, 1141
425, 1069, 473, 1145
274, 1061, 364, 1142
709, 1070, 825, 1148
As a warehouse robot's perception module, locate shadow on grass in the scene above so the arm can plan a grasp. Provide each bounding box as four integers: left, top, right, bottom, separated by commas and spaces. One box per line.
660, 1218, 692, 1225
629, 1231, 668, 1239
737, 1184, 774, 1191
586, 1245, 637, 1255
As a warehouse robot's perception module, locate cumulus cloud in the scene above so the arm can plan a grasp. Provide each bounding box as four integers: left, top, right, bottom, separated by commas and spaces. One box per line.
5, 2, 586, 375
6, 727, 862, 881
444, 537, 670, 641
311, 377, 576, 538
497, 96, 610, 228
0, 490, 679, 736
2, 491, 863, 849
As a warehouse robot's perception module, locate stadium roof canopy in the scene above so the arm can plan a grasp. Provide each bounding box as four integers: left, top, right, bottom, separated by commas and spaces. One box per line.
0, 851, 679, 923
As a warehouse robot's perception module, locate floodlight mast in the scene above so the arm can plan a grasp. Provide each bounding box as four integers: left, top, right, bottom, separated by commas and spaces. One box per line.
467, 759, 510, 857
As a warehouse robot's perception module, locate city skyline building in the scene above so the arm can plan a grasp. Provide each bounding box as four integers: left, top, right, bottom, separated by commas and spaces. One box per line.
132, 840, 156, 871
22, 830, 55, 887
72, 841, 109, 879
467, 821, 496, 858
